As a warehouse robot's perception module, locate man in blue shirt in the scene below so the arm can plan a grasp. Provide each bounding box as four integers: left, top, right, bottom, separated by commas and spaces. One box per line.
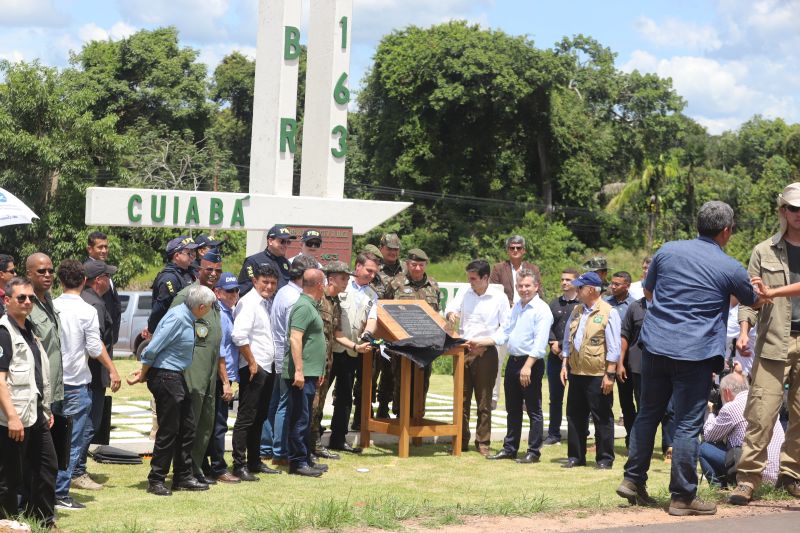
467, 269, 553, 464
617, 201, 762, 516
202, 272, 240, 484
128, 284, 216, 497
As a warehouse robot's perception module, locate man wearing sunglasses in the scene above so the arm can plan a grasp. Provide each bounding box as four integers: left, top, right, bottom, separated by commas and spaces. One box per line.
0, 277, 58, 528
289, 229, 323, 268
0, 254, 15, 317
238, 224, 297, 296
145, 236, 199, 338
731, 182, 800, 505
168, 250, 224, 485
26, 253, 63, 405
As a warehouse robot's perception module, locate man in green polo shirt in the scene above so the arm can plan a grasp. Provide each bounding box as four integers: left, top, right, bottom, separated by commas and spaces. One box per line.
284, 268, 327, 477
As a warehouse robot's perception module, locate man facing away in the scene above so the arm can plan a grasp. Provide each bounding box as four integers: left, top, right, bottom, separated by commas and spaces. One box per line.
617, 201, 761, 516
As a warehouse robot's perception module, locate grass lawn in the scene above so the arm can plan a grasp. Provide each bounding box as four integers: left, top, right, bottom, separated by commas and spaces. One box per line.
50, 367, 702, 533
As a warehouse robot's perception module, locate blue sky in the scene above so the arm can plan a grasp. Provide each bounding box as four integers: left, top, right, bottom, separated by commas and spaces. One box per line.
1, 0, 797, 134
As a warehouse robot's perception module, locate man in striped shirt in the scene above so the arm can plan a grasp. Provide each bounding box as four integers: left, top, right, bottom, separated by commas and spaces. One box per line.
700, 372, 784, 486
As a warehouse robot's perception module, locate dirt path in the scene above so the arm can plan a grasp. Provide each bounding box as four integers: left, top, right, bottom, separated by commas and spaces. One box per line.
396, 498, 800, 532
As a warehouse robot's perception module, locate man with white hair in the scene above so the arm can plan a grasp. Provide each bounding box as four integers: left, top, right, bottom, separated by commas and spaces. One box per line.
128, 284, 216, 497
731, 182, 800, 504
700, 372, 784, 486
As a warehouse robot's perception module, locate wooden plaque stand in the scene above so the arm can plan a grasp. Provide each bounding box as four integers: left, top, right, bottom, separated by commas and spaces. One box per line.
359, 299, 465, 458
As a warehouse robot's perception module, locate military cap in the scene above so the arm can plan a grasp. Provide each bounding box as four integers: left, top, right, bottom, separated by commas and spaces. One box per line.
361, 244, 383, 260
201, 249, 222, 263
406, 248, 429, 262
324, 260, 353, 276
380, 233, 401, 249
583, 256, 608, 272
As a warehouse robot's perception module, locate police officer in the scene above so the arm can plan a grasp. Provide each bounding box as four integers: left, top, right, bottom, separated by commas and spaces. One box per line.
391, 248, 441, 417
238, 224, 296, 296
169, 250, 223, 484
146, 236, 199, 336
191, 235, 223, 275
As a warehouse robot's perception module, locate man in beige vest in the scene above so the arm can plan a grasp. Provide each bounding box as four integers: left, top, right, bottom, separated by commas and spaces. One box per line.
0, 277, 57, 528
560, 271, 621, 469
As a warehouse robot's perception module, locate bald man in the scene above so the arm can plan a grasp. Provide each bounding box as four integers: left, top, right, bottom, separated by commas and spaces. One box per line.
26, 253, 64, 404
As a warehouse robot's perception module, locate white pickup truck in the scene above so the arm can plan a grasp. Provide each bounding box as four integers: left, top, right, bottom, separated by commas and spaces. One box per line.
113, 291, 151, 358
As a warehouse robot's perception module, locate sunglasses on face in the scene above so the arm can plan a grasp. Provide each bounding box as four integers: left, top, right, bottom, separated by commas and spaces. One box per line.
305, 242, 321, 249
4, 268, 15, 275
224, 288, 239, 294
202, 267, 223, 274
36, 268, 55, 275
508, 246, 524, 251
14, 294, 34, 303
785, 205, 800, 213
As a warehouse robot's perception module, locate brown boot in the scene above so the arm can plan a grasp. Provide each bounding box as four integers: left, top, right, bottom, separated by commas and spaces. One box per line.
476, 444, 490, 457
616, 478, 657, 506
668, 497, 716, 516
728, 482, 754, 505
776, 475, 800, 497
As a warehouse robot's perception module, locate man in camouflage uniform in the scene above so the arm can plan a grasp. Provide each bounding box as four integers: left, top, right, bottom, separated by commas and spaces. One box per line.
169, 250, 223, 484
391, 248, 441, 417
310, 261, 353, 460
583, 256, 610, 295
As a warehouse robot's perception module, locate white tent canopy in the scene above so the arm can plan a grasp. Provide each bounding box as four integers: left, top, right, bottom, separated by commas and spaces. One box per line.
0, 188, 39, 227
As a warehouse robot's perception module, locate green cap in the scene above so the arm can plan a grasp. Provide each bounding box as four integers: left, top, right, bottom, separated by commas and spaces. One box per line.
406, 248, 429, 262
583, 256, 608, 272
324, 260, 353, 276
361, 244, 383, 260
380, 233, 401, 249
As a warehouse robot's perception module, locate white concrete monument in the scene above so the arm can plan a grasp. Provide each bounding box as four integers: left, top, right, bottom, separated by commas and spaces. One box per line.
85, 0, 410, 254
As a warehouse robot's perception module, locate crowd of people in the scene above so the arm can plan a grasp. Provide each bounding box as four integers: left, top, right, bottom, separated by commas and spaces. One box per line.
4, 184, 800, 527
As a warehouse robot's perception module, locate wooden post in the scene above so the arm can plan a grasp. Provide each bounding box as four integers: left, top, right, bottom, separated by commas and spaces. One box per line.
398, 356, 412, 458
359, 347, 373, 448
451, 350, 464, 456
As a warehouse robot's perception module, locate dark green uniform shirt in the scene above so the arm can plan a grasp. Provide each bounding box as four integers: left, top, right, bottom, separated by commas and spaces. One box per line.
170, 283, 222, 393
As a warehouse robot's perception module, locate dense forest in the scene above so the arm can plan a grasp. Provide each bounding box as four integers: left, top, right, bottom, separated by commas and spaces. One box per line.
0, 22, 798, 288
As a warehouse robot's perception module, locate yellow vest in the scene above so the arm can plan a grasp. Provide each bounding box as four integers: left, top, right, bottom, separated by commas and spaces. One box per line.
568, 299, 612, 377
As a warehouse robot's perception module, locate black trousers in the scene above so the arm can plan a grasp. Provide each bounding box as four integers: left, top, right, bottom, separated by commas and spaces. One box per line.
147, 368, 196, 484
232, 366, 273, 470
330, 351, 359, 446
203, 379, 230, 477
566, 374, 615, 465
372, 354, 394, 407
391, 357, 432, 417
352, 353, 364, 422
502, 356, 544, 456
0, 411, 57, 527
617, 364, 637, 447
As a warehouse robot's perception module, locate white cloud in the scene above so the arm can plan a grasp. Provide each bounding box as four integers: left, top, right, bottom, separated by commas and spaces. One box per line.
196, 43, 256, 71
635, 16, 722, 51
0, 0, 68, 27
116, 0, 231, 42
78, 21, 137, 43
692, 115, 745, 135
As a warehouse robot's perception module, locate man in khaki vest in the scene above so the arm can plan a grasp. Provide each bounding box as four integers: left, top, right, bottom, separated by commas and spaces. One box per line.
560, 271, 621, 469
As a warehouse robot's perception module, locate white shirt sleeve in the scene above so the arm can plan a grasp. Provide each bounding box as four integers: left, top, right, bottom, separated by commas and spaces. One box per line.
231, 297, 254, 347
84, 307, 104, 358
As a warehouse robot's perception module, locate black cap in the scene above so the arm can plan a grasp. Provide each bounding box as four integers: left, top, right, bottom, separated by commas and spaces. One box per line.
267, 225, 296, 240
194, 235, 223, 248
301, 229, 322, 243
84, 260, 117, 279
201, 250, 222, 263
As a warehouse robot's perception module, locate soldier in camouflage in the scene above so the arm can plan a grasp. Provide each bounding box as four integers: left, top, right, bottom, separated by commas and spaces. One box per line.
583, 256, 610, 295
391, 248, 441, 417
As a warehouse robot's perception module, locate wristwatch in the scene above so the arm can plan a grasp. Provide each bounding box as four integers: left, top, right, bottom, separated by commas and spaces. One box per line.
605, 371, 617, 379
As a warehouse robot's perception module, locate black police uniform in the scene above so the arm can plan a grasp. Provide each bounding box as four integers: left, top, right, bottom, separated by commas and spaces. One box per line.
237, 249, 291, 296
147, 263, 194, 333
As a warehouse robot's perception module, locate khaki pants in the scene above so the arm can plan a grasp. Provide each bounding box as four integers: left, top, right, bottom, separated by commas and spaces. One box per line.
737, 337, 800, 488
462, 347, 499, 447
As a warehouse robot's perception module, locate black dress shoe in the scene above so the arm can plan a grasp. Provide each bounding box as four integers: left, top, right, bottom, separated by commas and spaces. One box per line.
315, 447, 341, 460
376, 404, 390, 419
251, 463, 281, 475
350, 420, 361, 431
487, 449, 516, 460
289, 465, 322, 477
232, 467, 259, 482
147, 482, 172, 496
596, 462, 613, 470
171, 477, 209, 491
516, 452, 540, 464
561, 458, 586, 468
310, 462, 329, 472
329, 441, 363, 454
195, 473, 217, 485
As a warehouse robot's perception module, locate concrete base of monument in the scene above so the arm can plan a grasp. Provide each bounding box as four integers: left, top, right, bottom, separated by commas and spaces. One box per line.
93, 425, 627, 456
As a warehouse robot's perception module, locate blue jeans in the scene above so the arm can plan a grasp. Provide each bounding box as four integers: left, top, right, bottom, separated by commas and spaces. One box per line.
287, 378, 317, 468
624, 349, 721, 501
73, 385, 105, 478
698, 441, 728, 485
262, 374, 291, 458
54, 385, 92, 498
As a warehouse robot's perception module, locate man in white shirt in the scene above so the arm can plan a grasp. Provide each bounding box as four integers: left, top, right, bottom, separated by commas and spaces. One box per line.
231, 264, 280, 480
53, 260, 120, 510
628, 256, 652, 301
445, 260, 509, 456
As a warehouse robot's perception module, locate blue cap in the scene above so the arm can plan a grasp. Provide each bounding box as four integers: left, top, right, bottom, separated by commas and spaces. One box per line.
215, 272, 238, 290
202, 249, 222, 263
571, 271, 603, 288
166, 236, 200, 255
